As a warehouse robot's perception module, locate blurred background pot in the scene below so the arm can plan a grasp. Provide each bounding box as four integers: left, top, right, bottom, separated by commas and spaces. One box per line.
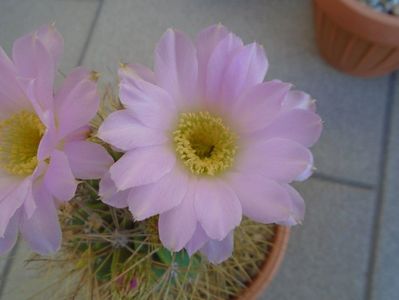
313, 0, 399, 77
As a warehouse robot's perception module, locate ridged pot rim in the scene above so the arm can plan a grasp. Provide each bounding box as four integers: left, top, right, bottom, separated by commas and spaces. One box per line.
235, 226, 291, 300
314, 0, 399, 45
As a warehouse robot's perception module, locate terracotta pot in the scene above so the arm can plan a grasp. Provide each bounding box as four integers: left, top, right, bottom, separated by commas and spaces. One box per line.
236, 226, 290, 300
313, 0, 399, 77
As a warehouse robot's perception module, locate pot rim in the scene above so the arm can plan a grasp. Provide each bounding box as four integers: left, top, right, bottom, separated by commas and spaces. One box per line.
236, 225, 291, 300
339, 0, 399, 27
314, 0, 399, 45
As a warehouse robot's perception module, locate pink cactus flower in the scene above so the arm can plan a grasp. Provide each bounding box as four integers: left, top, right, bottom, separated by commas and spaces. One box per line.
0, 24, 113, 255
99, 24, 322, 263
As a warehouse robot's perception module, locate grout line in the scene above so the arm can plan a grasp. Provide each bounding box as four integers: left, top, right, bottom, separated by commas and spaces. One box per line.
76, 0, 104, 66
0, 241, 20, 298
313, 172, 375, 190
365, 71, 397, 300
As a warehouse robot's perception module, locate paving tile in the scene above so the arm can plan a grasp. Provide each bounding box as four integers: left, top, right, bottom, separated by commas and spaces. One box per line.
0, 0, 101, 73
371, 76, 399, 300
0, 250, 13, 292
0, 243, 28, 300
0, 242, 18, 288
260, 178, 375, 300
0, 243, 24, 300
0, 241, 69, 300
84, 0, 388, 185
0, 256, 7, 280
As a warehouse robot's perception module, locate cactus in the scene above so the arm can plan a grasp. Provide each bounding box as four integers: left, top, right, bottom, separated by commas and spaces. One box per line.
27, 180, 275, 299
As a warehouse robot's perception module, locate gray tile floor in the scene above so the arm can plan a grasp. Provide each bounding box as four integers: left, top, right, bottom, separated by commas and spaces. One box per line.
0, 0, 398, 299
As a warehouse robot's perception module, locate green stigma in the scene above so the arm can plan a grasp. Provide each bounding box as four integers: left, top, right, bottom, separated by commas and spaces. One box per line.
173, 111, 237, 176
0, 111, 45, 176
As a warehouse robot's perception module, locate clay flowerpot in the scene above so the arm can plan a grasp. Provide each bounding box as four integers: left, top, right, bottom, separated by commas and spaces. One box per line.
313, 0, 399, 77
237, 226, 290, 300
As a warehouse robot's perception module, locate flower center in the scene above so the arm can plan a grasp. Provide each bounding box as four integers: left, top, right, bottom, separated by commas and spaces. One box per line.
0, 111, 45, 176
173, 111, 237, 176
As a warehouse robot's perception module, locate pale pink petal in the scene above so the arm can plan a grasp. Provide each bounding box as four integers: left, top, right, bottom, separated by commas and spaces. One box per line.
36, 118, 58, 161
127, 167, 188, 221
55, 67, 89, 106
55, 68, 99, 138
20, 183, 61, 254
118, 66, 176, 130
17, 77, 52, 128
0, 178, 32, 237
282, 90, 316, 112
98, 110, 168, 151
278, 184, 305, 226
63, 125, 90, 143
154, 29, 198, 107
200, 231, 234, 264
221, 42, 268, 103
23, 192, 36, 220
119, 63, 156, 84
64, 141, 113, 179
205, 33, 243, 103
158, 182, 197, 251
232, 81, 291, 133
99, 173, 129, 209
36, 23, 64, 66
23, 163, 48, 219
196, 24, 230, 66
237, 138, 313, 183
194, 179, 242, 241
103, 190, 130, 209
195, 24, 230, 96
0, 47, 31, 118
110, 145, 176, 191
0, 210, 20, 255
254, 109, 322, 147
0, 169, 21, 200
185, 224, 208, 257
23, 192, 37, 215
12, 33, 55, 109
295, 154, 314, 181
227, 173, 292, 223
44, 150, 77, 202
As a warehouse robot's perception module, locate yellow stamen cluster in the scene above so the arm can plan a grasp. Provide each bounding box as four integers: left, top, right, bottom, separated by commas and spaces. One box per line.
173, 111, 237, 176
0, 111, 45, 176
